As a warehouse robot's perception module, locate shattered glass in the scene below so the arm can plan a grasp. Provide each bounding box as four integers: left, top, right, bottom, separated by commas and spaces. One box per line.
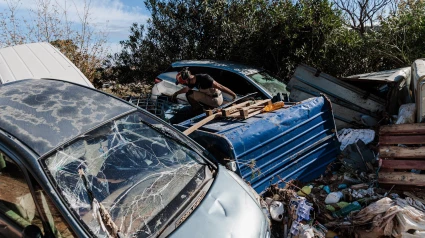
42, 112, 207, 237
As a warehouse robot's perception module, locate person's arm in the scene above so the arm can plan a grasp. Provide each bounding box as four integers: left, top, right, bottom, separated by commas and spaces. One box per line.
212, 81, 237, 100
172, 87, 190, 99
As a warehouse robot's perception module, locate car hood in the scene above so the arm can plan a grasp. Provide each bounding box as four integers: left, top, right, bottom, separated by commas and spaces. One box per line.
169, 166, 268, 238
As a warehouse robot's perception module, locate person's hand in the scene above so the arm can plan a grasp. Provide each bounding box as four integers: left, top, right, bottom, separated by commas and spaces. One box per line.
171, 93, 178, 103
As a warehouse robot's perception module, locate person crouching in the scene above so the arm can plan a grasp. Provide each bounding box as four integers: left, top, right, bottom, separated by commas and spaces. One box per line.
172, 67, 237, 114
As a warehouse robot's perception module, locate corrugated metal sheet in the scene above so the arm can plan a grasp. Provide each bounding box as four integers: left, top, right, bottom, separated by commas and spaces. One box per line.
0, 42, 93, 87
288, 64, 386, 129
175, 96, 339, 194
343, 67, 410, 83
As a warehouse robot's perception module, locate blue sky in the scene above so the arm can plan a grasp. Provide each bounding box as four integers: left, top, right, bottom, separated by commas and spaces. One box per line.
0, 0, 151, 53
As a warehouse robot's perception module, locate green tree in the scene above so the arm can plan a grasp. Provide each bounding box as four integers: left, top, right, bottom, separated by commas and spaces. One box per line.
104, 0, 342, 84
376, 0, 425, 67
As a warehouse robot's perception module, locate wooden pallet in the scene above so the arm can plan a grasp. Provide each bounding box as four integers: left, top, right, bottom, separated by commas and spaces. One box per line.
379, 123, 425, 186
183, 99, 273, 135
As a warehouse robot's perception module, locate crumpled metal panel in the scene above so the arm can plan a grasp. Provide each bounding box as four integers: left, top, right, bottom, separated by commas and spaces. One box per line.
288, 64, 386, 129
0, 79, 134, 156
176, 96, 339, 193
343, 67, 410, 83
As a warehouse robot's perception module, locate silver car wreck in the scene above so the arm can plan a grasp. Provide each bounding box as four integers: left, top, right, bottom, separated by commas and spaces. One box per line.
0, 79, 269, 238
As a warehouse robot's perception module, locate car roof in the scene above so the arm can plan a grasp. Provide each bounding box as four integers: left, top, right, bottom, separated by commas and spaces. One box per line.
0, 42, 94, 88
172, 60, 262, 76
0, 79, 135, 156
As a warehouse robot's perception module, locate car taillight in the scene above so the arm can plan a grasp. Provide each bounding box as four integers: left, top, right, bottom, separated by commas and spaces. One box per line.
154, 78, 162, 84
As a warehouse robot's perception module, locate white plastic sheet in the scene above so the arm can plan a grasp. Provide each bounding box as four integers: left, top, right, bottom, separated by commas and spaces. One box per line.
337, 128, 375, 151
396, 103, 416, 124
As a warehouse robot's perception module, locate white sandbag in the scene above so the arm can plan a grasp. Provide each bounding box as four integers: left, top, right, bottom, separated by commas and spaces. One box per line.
396, 103, 416, 124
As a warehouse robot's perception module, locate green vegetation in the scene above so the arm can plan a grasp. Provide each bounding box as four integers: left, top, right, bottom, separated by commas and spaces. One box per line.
100, 0, 425, 87
2, 0, 424, 87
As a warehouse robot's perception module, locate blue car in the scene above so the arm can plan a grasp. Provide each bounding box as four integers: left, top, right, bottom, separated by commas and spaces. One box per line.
151, 60, 289, 104
0, 79, 270, 238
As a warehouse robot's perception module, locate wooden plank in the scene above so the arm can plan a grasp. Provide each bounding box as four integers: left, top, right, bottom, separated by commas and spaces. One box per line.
222, 101, 254, 117
380, 123, 425, 135
381, 160, 425, 170
379, 146, 425, 158
379, 172, 425, 186
183, 113, 221, 135
239, 99, 271, 118
380, 135, 425, 145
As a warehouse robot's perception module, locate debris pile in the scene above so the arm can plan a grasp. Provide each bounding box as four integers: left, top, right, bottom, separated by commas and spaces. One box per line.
261, 62, 425, 237
262, 159, 425, 238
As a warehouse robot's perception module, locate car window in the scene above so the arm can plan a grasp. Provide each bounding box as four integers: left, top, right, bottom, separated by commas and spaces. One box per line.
42, 111, 206, 237
248, 71, 289, 97
31, 179, 76, 238
218, 70, 265, 98
0, 151, 44, 233
171, 66, 266, 99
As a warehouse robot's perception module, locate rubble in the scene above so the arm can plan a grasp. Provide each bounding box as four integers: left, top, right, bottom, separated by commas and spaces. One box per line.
260, 64, 425, 238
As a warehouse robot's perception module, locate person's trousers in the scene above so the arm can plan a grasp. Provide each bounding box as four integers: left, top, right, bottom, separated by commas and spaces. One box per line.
186, 88, 223, 112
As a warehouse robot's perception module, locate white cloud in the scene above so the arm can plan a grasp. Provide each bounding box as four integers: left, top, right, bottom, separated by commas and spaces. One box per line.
0, 0, 149, 42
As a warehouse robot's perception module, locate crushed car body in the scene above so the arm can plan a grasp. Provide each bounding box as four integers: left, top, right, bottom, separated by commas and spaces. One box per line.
0, 79, 270, 238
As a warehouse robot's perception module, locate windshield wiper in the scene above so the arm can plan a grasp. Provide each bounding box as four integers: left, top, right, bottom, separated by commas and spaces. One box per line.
78, 168, 122, 238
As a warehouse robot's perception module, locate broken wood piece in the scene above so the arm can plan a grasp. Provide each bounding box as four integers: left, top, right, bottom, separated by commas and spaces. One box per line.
381, 160, 425, 170
239, 99, 272, 119
379, 135, 425, 145
221, 101, 254, 117
380, 123, 425, 135
379, 172, 425, 186
379, 146, 425, 159
183, 113, 221, 135
205, 110, 213, 116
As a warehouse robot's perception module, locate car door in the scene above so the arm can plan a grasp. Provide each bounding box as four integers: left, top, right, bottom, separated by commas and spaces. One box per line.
0, 150, 76, 238
0, 150, 45, 237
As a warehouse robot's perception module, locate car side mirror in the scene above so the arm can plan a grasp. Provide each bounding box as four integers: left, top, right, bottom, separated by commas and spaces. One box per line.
22, 225, 43, 238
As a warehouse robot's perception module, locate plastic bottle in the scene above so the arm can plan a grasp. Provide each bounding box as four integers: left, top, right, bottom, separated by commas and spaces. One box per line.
338, 184, 347, 189
336, 201, 350, 209
325, 192, 343, 204
326, 205, 335, 211
332, 201, 361, 217
297, 185, 313, 196
323, 185, 331, 194
269, 201, 285, 221
262, 101, 285, 112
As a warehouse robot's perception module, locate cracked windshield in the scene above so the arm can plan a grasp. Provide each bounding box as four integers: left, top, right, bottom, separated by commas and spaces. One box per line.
43, 112, 206, 237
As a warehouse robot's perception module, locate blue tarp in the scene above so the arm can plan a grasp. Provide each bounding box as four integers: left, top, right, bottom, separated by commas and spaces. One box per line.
175, 96, 340, 193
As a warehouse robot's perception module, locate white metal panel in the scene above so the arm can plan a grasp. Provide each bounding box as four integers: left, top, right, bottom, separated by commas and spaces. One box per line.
412, 59, 425, 122
0, 42, 93, 87
288, 64, 386, 130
